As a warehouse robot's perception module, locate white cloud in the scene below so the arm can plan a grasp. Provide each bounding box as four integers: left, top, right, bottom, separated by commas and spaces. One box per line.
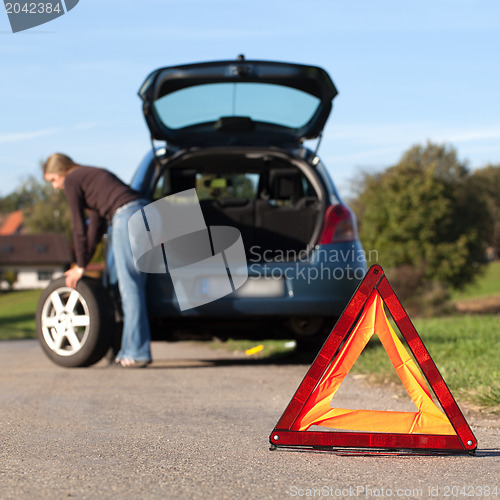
438, 128, 500, 144
0, 122, 108, 146
326, 122, 500, 150
0, 128, 60, 145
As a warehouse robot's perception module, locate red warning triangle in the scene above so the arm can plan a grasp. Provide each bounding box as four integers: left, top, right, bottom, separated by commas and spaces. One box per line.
269, 265, 477, 455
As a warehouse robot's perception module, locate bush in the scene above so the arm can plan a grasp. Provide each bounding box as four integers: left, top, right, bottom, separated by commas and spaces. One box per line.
386, 265, 453, 317
351, 142, 492, 314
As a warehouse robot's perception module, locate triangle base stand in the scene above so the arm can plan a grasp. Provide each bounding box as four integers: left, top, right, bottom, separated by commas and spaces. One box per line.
269, 430, 474, 456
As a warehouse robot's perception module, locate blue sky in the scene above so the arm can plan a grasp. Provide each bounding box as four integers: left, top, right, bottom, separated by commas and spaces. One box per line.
1, 0, 499, 199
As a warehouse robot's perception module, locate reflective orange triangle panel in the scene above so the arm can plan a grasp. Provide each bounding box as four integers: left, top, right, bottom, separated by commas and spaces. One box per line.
291, 291, 457, 436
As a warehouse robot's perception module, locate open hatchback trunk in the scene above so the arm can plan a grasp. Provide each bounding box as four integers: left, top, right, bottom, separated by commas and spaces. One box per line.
138, 56, 338, 147
152, 148, 328, 261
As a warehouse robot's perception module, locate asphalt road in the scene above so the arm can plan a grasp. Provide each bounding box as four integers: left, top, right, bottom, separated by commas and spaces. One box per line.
0, 339, 499, 499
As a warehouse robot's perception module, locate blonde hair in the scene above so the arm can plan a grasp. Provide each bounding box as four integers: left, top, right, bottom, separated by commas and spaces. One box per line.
43, 153, 77, 175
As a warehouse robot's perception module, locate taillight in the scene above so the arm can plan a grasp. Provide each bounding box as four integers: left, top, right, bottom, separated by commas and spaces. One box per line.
318, 204, 358, 244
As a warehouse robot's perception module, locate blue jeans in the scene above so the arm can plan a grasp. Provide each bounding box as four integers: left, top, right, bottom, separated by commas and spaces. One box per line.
112, 199, 151, 362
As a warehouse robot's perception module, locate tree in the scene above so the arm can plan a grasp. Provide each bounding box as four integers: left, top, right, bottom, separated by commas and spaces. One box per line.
352, 142, 492, 295
470, 164, 500, 257
0, 170, 74, 244
0, 191, 26, 213
1, 270, 18, 291
21, 175, 73, 243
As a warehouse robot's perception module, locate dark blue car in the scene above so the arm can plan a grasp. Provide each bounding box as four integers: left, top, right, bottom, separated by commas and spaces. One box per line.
37, 56, 366, 367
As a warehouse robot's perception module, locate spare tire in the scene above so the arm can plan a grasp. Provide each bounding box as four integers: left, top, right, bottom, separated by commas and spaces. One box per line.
36, 277, 115, 367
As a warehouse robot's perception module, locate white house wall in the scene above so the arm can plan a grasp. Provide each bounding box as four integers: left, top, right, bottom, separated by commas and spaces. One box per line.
0, 266, 65, 290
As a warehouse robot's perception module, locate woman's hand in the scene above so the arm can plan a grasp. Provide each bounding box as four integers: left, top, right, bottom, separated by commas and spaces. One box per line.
64, 267, 84, 289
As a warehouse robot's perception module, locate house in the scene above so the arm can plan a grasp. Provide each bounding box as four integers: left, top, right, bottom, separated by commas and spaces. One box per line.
0, 210, 23, 235
0, 233, 73, 290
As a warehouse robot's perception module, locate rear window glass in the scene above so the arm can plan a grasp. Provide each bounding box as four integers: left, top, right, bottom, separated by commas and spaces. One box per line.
153, 82, 321, 130
196, 173, 259, 201
153, 170, 259, 201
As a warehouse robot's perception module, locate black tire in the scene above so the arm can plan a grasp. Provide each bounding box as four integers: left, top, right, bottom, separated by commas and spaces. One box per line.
295, 317, 337, 353
296, 335, 328, 354
36, 277, 115, 367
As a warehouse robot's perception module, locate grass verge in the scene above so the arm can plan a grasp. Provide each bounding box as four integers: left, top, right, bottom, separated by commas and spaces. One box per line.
221, 265, 500, 411
355, 314, 500, 411
452, 261, 500, 301
218, 314, 500, 412
0, 289, 41, 340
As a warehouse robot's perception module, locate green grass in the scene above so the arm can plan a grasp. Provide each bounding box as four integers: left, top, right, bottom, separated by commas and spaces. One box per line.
452, 261, 500, 301
218, 316, 500, 411
353, 315, 500, 410
353, 263, 500, 409
0, 289, 41, 340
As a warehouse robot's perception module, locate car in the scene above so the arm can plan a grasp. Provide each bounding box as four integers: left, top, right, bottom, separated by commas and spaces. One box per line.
36, 55, 367, 367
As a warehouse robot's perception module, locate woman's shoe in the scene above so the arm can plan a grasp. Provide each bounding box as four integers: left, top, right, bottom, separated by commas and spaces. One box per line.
114, 358, 151, 368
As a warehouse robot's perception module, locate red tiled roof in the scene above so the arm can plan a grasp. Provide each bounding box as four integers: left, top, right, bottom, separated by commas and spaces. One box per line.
0, 210, 23, 235
0, 234, 72, 265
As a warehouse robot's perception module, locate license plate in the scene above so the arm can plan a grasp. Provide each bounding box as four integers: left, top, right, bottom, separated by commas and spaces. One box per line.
235, 276, 285, 298
199, 276, 285, 298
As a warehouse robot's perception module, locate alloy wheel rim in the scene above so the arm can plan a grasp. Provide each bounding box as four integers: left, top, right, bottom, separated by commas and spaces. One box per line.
41, 287, 91, 356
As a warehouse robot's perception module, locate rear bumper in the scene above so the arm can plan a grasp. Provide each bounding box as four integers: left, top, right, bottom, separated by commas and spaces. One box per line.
144, 241, 367, 318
